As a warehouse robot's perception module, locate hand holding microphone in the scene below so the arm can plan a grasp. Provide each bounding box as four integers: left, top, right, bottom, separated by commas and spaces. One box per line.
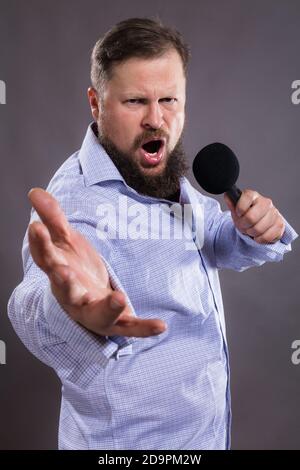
192, 143, 285, 244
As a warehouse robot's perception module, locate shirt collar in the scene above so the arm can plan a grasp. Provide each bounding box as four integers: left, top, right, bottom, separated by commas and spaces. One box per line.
79, 122, 125, 187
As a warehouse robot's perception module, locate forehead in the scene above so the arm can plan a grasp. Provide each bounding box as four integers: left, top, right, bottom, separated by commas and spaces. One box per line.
107, 49, 186, 95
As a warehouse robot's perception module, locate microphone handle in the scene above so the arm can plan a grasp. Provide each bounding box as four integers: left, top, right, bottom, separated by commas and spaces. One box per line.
226, 184, 242, 205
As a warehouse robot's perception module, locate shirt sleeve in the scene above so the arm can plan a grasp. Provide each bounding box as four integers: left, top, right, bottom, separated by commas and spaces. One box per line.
7, 197, 135, 387
8, 271, 119, 386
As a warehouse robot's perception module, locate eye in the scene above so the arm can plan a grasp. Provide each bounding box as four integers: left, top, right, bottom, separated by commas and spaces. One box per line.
125, 99, 146, 105
160, 98, 177, 104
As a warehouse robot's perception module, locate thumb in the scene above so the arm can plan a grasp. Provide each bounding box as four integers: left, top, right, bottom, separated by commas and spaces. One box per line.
94, 290, 129, 329
109, 290, 127, 314
224, 193, 237, 215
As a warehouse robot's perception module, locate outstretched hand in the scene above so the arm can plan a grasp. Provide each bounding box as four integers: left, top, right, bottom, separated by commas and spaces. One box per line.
28, 188, 167, 338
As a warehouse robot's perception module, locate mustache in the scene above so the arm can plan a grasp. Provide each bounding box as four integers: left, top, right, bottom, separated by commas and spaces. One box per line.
133, 130, 169, 150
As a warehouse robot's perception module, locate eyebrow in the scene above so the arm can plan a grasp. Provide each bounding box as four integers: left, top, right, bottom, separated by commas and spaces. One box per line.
121, 87, 179, 95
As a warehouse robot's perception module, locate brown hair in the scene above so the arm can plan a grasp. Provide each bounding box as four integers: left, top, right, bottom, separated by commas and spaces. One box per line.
91, 17, 190, 92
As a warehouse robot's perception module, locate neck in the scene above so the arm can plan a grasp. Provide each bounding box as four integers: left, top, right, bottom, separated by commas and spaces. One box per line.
167, 189, 181, 203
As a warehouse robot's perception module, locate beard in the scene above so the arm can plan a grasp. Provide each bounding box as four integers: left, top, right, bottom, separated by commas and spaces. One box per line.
96, 126, 189, 200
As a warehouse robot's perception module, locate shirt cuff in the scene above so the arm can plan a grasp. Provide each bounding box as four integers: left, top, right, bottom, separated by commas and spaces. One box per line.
43, 285, 119, 367
100, 256, 137, 349
236, 219, 298, 258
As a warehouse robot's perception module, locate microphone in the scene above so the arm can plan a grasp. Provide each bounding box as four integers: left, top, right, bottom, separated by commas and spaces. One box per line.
192, 142, 242, 205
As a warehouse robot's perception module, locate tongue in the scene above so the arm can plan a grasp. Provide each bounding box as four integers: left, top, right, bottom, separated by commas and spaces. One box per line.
140, 145, 163, 166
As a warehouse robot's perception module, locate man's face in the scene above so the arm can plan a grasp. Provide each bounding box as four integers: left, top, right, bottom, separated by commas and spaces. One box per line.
89, 48, 187, 198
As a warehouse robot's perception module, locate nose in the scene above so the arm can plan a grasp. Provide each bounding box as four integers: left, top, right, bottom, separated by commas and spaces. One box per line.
141, 102, 164, 130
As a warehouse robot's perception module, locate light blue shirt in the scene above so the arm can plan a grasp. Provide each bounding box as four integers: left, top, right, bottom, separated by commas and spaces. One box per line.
8, 123, 298, 450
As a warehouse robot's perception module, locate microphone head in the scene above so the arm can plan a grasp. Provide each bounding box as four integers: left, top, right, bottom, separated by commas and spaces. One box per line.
192, 142, 240, 194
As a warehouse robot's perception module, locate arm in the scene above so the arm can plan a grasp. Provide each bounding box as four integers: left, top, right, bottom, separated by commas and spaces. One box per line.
8, 189, 166, 381
207, 189, 297, 271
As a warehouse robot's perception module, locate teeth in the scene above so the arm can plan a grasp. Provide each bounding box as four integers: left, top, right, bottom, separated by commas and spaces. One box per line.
146, 152, 159, 159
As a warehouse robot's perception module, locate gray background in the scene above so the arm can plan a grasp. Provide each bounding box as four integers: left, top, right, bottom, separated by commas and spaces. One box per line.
0, 0, 299, 449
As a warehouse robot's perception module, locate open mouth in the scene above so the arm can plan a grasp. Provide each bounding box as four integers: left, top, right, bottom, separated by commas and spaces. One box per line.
139, 139, 165, 166
142, 140, 163, 154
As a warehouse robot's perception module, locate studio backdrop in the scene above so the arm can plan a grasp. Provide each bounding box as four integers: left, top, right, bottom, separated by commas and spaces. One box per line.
0, 0, 299, 449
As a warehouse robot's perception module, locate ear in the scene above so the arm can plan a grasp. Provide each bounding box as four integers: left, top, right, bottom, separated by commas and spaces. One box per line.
87, 87, 100, 121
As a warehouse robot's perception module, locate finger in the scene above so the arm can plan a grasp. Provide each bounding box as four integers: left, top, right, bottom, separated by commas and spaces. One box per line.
105, 315, 167, 338
28, 221, 67, 272
246, 208, 278, 238
238, 197, 273, 231
235, 189, 259, 217
254, 224, 284, 244
74, 290, 130, 331
28, 188, 71, 244
80, 290, 167, 338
